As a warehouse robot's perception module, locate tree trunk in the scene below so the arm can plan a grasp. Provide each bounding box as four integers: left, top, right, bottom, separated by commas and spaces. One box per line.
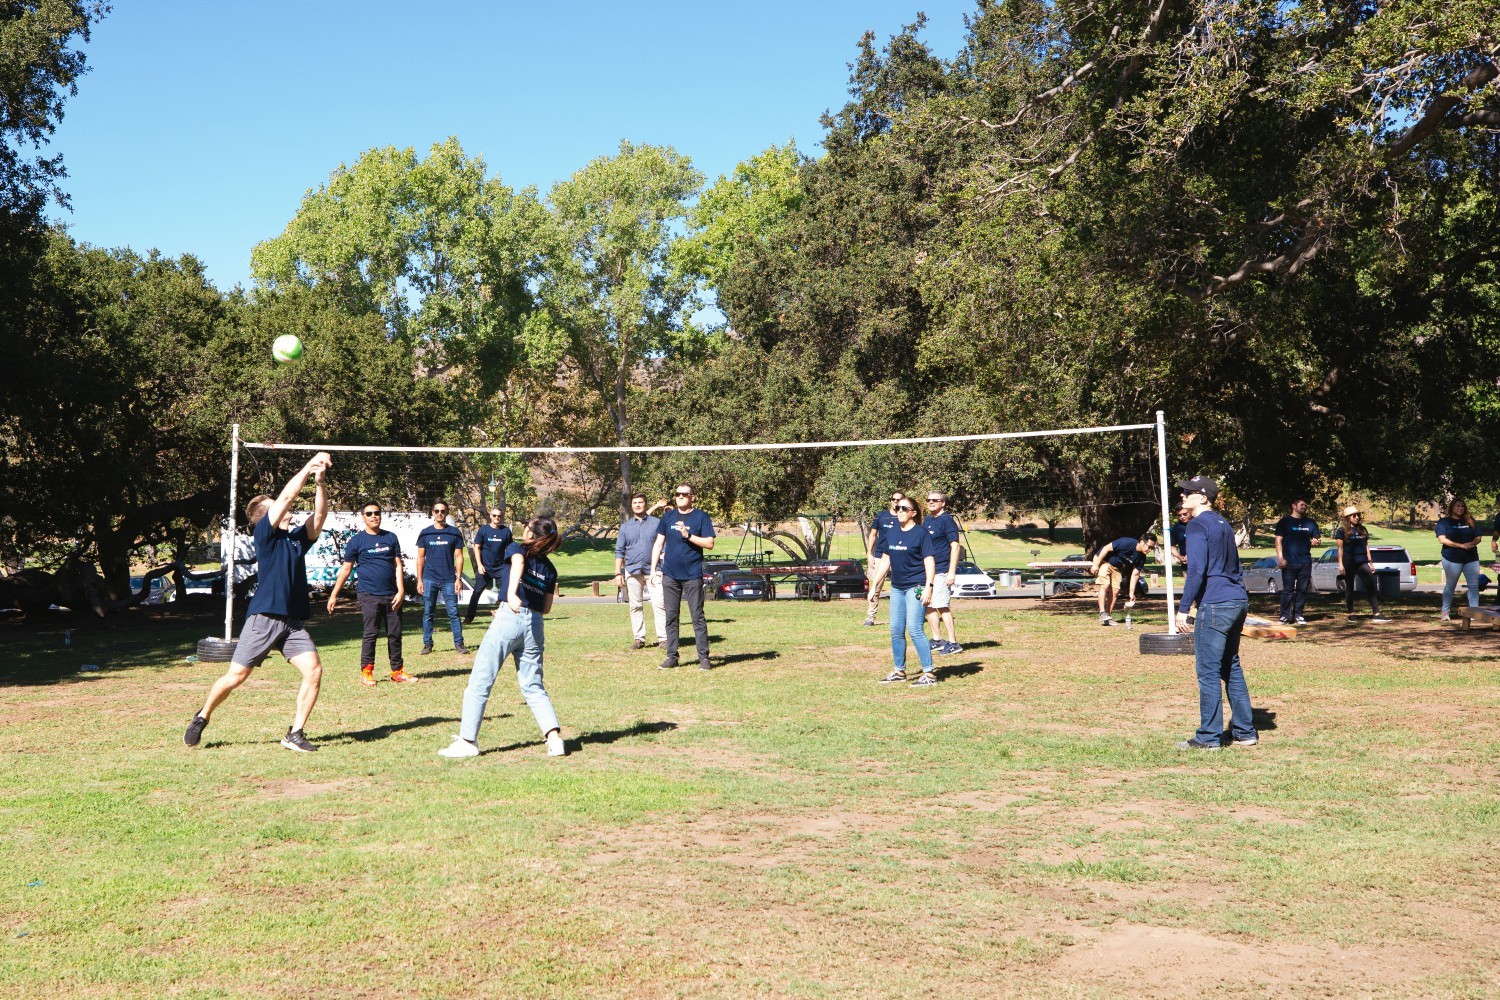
1078, 501, 1161, 555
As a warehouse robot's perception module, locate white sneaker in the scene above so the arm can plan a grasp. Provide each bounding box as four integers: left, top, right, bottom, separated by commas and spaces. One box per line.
438, 735, 479, 758
546, 731, 567, 757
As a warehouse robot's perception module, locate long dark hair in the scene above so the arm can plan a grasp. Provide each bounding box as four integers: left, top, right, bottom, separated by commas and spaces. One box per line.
1341, 512, 1367, 540
523, 516, 561, 558
1446, 499, 1476, 530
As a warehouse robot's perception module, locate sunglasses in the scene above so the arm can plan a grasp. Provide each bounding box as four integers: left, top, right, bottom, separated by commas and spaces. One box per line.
432, 507, 447, 514
894, 504, 915, 512
926, 498, 942, 503
675, 492, 692, 498
362, 511, 382, 517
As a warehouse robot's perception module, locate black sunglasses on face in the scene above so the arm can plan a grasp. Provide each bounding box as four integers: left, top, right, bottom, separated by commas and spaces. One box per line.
432, 508, 447, 514
362, 511, 381, 517
894, 504, 915, 512
675, 492, 692, 498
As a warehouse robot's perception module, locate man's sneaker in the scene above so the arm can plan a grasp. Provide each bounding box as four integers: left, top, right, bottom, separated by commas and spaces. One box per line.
1175, 738, 1221, 751
1371, 614, 1392, 624
659, 658, 679, 670
546, 731, 567, 757
909, 672, 938, 687
438, 735, 479, 758
631, 639, 645, 650
183, 713, 208, 747
1294, 616, 1308, 626
360, 664, 376, 686
280, 728, 318, 753
1277, 617, 1292, 625
1099, 614, 1116, 627
420, 644, 434, 655
863, 615, 877, 627
389, 669, 419, 684
454, 645, 471, 655
878, 670, 908, 684
1231, 736, 1259, 747
698, 659, 713, 671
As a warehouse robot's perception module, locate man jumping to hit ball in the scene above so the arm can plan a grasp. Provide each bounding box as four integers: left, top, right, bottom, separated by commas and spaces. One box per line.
183, 452, 333, 752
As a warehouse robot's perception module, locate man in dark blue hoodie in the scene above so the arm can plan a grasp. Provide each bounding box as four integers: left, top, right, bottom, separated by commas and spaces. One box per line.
1175, 476, 1258, 751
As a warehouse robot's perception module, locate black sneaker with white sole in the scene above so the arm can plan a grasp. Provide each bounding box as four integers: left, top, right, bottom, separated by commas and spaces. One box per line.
184, 713, 208, 747
280, 728, 318, 752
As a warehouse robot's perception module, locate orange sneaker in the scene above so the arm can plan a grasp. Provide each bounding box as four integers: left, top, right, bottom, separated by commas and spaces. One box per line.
360, 664, 376, 686
389, 669, 419, 684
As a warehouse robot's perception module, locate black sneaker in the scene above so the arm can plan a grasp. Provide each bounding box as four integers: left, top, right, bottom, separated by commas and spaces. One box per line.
909, 673, 938, 687
659, 658, 679, 670
698, 659, 713, 671
420, 644, 434, 655
184, 713, 208, 747
1175, 738, 1222, 751
454, 645, 471, 655
280, 728, 318, 753
631, 639, 645, 650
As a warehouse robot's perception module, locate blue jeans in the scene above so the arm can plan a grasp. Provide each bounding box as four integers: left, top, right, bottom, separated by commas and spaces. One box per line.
422, 578, 464, 647
1192, 600, 1256, 745
1440, 558, 1480, 616
460, 607, 558, 741
889, 586, 934, 673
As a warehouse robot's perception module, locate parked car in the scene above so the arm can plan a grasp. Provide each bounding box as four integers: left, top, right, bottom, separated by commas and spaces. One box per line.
1242, 556, 1281, 593
709, 570, 774, 601
950, 561, 997, 598
129, 575, 176, 605
701, 559, 741, 582
1054, 553, 1093, 579
794, 559, 867, 600
1312, 545, 1418, 593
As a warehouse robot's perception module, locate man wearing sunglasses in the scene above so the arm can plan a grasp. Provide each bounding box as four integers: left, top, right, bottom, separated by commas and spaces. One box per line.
1174, 476, 1257, 751
464, 506, 512, 626
327, 504, 412, 685
649, 484, 716, 669
415, 501, 469, 656
923, 492, 963, 655
863, 492, 906, 627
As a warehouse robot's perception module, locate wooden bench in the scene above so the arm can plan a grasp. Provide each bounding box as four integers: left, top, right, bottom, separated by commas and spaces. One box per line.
1458, 606, 1500, 630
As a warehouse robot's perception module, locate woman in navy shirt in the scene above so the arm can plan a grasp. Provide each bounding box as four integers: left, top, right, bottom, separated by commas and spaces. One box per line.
873, 496, 938, 687
440, 516, 567, 758
1436, 498, 1482, 621
1334, 505, 1389, 622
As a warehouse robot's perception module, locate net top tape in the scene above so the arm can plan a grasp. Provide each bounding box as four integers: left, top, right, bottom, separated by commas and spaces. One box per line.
243, 423, 1159, 455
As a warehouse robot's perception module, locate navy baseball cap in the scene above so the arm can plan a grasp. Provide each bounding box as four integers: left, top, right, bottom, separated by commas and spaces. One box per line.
1176, 476, 1219, 501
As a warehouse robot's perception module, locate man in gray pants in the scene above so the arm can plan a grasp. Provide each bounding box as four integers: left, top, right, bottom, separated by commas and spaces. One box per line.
650, 484, 717, 670
614, 492, 667, 649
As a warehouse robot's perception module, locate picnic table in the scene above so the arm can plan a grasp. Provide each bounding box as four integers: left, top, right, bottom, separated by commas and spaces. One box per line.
1024, 561, 1094, 599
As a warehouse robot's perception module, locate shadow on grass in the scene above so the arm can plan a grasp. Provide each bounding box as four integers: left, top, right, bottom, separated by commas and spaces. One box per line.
956, 639, 1003, 651
935, 661, 983, 681
323, 715, 462, 744
484, 719, 679, 756
1253, 708, 1278, 731
715, 650, 780, 666
414, 667, 474, 680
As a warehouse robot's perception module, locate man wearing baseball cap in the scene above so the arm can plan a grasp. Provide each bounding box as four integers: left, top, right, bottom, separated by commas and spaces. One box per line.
1174, 476, 1258, 750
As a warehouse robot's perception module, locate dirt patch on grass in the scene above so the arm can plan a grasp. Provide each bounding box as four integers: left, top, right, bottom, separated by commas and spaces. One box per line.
254, 777, 370, 800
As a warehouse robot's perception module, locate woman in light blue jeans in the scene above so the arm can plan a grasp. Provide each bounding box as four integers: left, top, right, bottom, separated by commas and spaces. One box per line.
439, 518, 566, 758
1435, 499, 1482, 621
871, 495, 939, 686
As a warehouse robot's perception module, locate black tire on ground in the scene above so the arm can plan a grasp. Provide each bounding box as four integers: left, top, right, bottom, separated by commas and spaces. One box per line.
196, 637, 238, 663
1139, 631, 1194, 655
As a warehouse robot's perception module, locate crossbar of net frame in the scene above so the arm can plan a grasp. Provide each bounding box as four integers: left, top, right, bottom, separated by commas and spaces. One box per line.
224, 415, 1177, 640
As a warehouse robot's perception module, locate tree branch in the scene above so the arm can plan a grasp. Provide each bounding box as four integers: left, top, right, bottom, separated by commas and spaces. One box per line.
1385, 58, 1499, 159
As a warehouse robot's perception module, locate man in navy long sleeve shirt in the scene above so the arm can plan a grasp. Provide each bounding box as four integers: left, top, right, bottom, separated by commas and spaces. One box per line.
1174, 476, 1257, 751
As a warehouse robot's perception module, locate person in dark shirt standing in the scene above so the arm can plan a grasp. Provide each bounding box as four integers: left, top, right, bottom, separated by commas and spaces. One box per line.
1273, 498, 1322, 626
923, 492, 964, 654
1333, 505, 1390, 623
1175, 476, 1257, 751
327, 502, 412, 684
464, 506, 512, 625
1435, 498, 1482, 622
863, 492, 905, 627
874, 494, 938, 687
183, 452, 332, 753
416, 500, 468, 655
649, 483, 717, 670
1090, 535, 1157, 626
1169, 506, 1190, 567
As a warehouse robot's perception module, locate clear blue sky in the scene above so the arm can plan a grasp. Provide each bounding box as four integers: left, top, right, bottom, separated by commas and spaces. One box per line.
46, 1, 974, 291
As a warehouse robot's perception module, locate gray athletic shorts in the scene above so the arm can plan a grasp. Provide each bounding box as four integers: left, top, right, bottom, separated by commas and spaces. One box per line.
929, 576, 952, 608
235, 613, 317, 668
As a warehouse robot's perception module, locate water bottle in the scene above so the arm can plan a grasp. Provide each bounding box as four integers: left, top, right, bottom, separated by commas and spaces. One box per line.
1125, 613, 1132, 629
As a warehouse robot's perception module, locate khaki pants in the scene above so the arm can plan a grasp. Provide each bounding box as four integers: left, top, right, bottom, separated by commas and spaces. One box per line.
625, 572, 666, 643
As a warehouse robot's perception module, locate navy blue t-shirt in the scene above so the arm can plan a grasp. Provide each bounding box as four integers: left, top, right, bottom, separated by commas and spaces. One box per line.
924, 512, 959, 567
1104, 537, 1147, 573
1169, 522, 1187, 554
416, 523, 465, 581
496, 541, 558, 613
1274, 516, 1321, 565
1332, 526, 1370, 566
870, 510, 899, 557
474, 523, 513, 573
1177, 511, 1248, 613
343, 529, 401, 596
246, 516, 312, 620
884, 522, 936, 590
656, 508, 716, 581
1436, 517, 1480, 564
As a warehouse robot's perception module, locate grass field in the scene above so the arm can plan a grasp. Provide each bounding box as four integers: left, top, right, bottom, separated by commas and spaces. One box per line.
3, 592, 1498, 998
